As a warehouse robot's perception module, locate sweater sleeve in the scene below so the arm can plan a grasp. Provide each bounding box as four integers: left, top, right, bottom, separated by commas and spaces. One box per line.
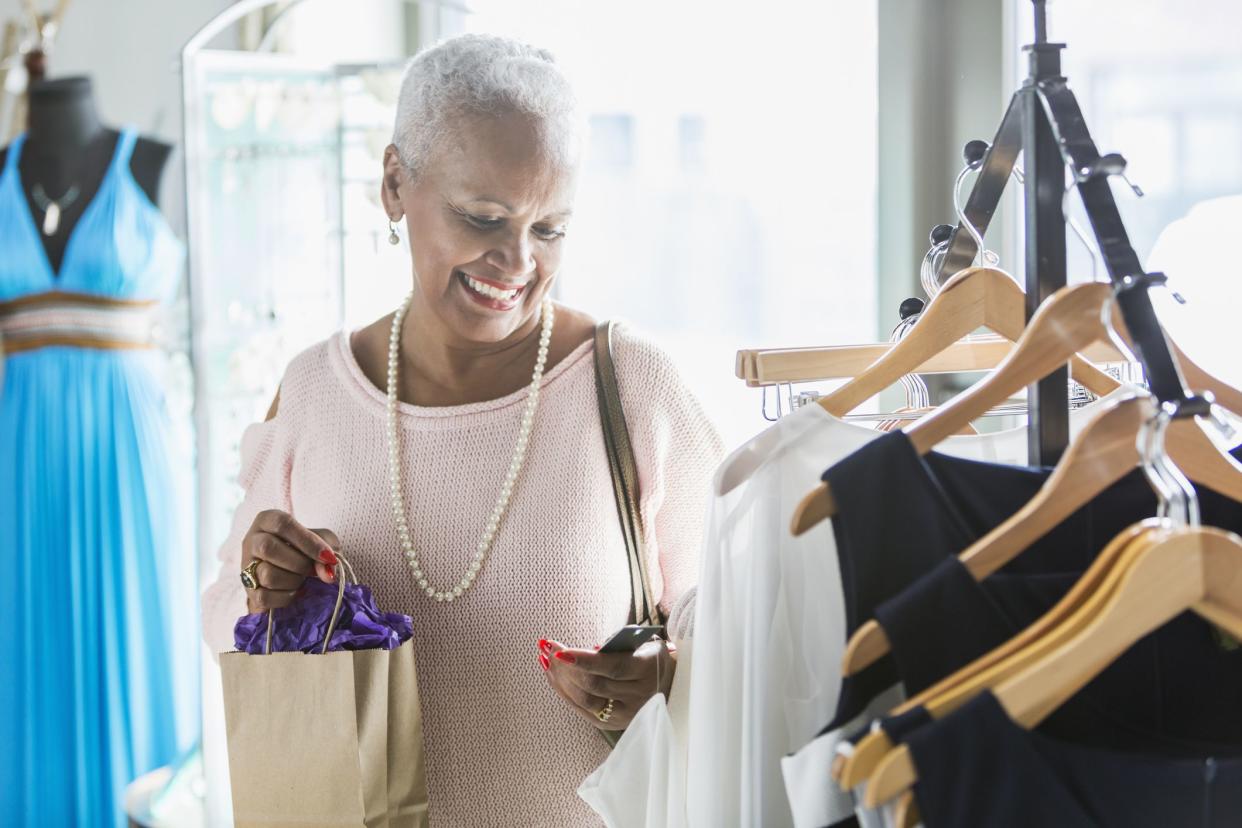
199, 407, 296, 659
610, 324, 724, 637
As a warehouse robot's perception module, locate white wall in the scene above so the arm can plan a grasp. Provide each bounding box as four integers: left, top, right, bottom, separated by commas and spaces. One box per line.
0, 0, 235, 231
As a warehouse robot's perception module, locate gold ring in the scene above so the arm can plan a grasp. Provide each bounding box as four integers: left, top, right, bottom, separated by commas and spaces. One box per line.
595, 699, 615, 723
239, 559, 262, 591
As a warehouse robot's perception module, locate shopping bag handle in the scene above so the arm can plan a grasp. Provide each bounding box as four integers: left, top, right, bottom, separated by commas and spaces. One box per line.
264, 554, 359, 655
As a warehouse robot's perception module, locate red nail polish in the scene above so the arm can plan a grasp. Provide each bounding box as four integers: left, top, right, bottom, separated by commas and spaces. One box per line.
593, 645, 601, 651
324, 565, 336, 581
538, 639, 552, 652
554, 651, 576, 664
539, 653, 550, 671
320, 549, 339, 566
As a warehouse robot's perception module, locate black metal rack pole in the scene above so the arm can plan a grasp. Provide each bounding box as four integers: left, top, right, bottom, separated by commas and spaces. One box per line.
931, 0, 1202, 460
1033, 84, 1193, 406
1022, 0, 1070, 466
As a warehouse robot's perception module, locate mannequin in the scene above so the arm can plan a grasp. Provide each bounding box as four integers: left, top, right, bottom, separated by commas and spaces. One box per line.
0, 76, 173, 274
0, 73, 195, 828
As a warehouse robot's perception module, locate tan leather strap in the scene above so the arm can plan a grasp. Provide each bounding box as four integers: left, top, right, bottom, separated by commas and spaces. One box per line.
594, 321, 663, 628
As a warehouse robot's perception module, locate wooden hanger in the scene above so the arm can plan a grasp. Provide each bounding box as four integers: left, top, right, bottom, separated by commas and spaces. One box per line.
735, 337, 1023, 387
736, 338, 1130, 387
842, 520, 1155, 828
838, 393, 1242, 680
723, 266, 1034, 496
834, 516, 1152, 788
881, 383, 1242, 824
1102, 310, 1242, 420
793, 280, 1242, 536
815, 267, 1118, 418
792, 281, 1124, 535
838, 385, 1242, 788
865, 521, 1242, 807
834, 392, 1242, 789
893, 795, 920, 828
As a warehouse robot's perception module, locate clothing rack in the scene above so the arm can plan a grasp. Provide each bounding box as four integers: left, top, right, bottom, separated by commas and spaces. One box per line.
934, 0, 1203, 466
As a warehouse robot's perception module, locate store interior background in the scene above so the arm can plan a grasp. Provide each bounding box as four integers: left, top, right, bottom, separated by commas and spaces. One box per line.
2, 0, 1239, 824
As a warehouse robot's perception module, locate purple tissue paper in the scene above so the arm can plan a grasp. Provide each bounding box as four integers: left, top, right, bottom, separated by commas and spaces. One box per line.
234, 577, 414, 654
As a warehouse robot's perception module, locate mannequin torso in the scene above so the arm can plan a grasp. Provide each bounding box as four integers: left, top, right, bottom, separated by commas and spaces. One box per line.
0, 76, 172, 275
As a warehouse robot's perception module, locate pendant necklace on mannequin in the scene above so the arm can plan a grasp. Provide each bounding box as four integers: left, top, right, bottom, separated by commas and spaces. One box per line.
386, 291, 555, 603
32, 182, 81, 236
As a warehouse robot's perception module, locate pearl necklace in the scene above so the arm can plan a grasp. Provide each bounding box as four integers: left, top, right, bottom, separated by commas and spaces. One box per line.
386, 293, 555, 602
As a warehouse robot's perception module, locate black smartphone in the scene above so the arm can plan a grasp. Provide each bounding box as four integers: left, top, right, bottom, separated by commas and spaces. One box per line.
598, 625, 665, 654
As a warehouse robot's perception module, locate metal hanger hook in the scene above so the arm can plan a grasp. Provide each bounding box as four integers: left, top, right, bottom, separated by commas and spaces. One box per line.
1137, 402, 1178, 523
921, 224, 954, 299
952, 141, 1001, 269
891, 302, 930, 410
1099, 295, 1142, 368
784, 382, 800, 415
1166, 407, 1201, 528
1154, 403, 1201, 527
1062, 178, 1102, 283
953, 164, 999, 268
761, 383, 783, 422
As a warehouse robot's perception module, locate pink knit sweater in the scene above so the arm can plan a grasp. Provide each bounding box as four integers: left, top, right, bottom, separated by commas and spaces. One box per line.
202, 323, 723, 826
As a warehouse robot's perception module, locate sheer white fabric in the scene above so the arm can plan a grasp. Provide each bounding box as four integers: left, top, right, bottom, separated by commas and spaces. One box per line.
578, 638, 696, 827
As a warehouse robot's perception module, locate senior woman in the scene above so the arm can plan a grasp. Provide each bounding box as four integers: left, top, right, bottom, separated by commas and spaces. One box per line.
203, 33, 722, 824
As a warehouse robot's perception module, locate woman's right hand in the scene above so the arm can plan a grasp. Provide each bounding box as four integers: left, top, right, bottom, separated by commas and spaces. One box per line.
241, 510, 341, 613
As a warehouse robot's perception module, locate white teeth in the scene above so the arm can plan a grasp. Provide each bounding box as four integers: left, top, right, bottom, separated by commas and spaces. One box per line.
463, 274, 520, 302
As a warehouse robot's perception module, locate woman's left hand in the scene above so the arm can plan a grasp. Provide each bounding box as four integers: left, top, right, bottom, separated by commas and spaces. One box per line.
539, 638, 676, 730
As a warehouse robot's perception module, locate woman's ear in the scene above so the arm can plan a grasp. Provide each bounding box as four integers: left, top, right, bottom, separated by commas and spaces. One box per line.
380, 144, 407, 219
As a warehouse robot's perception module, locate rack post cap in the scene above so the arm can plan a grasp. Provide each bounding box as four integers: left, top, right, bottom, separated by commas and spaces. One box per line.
963, 140, 990, 169
898, 297, 926, 321
929, 224, 954, 246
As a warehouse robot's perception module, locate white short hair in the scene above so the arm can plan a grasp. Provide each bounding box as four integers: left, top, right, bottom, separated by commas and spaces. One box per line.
392, 33, 582, 179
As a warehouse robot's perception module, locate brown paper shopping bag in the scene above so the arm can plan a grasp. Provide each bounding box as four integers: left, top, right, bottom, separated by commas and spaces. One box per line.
221, 557, 428, 827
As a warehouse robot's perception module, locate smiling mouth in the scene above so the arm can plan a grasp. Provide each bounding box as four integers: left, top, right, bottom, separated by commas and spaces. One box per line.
457, 271, 529, 306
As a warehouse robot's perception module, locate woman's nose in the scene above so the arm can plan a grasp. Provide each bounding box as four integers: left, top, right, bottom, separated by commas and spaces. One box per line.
485, 230, 535, 279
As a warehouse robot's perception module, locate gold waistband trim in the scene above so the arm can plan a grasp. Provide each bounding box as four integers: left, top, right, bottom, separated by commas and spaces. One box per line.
0, 291, 158, 313
1, 335, 155, 357
0, 291, 158, 358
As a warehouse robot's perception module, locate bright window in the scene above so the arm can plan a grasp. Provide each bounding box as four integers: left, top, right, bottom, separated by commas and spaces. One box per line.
458, 1, 880, 449
1012, 0, 1242, 388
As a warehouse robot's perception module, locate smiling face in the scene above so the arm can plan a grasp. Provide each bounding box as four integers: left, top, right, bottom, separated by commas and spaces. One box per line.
382, 108, 579, 347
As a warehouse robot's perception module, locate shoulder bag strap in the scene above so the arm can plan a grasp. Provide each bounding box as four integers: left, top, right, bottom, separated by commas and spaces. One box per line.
594, 320, 663, 627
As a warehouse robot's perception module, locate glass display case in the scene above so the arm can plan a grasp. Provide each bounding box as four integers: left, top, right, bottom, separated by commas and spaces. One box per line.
180, 3, 467, 822
185, 49, 346, 565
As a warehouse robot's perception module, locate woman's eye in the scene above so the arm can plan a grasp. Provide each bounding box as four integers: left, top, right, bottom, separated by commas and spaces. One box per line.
534, 226, 566, 241
462, 211, 563, 240
467, 214, 504, 230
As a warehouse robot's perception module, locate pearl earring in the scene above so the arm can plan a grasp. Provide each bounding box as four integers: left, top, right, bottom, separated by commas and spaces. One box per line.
388, 219, 400, 246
